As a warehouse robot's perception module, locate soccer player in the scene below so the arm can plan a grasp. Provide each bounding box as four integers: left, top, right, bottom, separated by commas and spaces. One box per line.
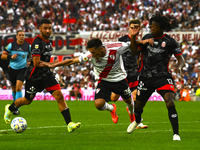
1, 30, 31, 115
4, 18, 81, 133
42, 35, 139, 125
110, 19, 152, 128
127, 12, 185, 141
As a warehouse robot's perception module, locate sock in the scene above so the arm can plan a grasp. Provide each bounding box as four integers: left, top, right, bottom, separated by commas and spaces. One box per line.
9, 102, 19, 112
102, 102, 114, 111
167, 106, 179, 135
126, 98, 134, 114
15, 91, 22, 101
61, 108, 72, 125
12, 92, 16, 101
135, 109, 143, 123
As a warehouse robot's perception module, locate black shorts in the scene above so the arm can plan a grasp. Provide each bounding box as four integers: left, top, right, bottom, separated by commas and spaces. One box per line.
8, 67, 26, 86
24, 72, 61, 100
127, 75, 139, 92
136, 76, 175, 102
95, 79, 131, 102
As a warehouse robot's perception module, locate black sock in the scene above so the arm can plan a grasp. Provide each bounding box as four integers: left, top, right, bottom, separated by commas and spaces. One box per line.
134, 109, 143, 123
61, 108, 71, 125
9, 102, 18, 112
167, 106, 179, 135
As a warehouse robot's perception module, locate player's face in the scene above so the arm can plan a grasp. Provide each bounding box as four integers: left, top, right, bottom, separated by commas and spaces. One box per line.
16, 31, 25, 44
40, 23, 52, 40
88, 46, 104, 60
129, 23, 140, 33
149, 21, 162, 37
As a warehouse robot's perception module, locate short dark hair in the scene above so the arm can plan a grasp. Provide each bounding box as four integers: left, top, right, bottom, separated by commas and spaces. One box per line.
149, 11, 172, 32
40, 18, 52, 26
16, 30, 24, 35
87, 38, 102, 49
129, 19, 141, 25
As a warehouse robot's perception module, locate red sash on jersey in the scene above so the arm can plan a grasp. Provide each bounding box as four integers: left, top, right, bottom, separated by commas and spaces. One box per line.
98, 50, 116, 83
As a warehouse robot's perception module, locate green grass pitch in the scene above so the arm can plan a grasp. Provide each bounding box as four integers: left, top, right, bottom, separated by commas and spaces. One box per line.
0, 100, 200, 150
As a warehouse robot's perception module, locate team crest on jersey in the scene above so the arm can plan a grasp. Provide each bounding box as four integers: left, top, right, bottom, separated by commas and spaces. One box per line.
109, 55, 115, 60
35, 44, 39, 49
83, 56, 88, 61
161, 41, 166, 47
95, 88, 100, 94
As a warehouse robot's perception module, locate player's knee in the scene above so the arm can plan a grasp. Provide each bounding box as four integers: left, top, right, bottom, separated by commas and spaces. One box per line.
94, 100, 104, 110
165, 99, 175, 107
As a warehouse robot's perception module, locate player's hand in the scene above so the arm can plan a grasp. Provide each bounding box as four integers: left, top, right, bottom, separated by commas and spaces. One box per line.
130, 25, 140, 36
11, 53, 18, 59
175, 67, 183, 77
148, 38, 154, 46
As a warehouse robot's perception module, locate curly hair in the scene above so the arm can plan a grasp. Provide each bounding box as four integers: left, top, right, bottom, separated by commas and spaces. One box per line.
149, 11, 173, 32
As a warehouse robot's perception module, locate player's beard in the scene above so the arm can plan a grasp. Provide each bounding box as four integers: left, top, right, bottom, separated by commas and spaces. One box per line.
42, 32, 50, 39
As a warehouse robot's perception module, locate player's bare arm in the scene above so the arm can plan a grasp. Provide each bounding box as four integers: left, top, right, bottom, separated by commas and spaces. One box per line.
1, 51, 18, 60
48, 57, 80, 68
136, 38, 154, 46
175, 55, 185, 76
130, 27, 140, 56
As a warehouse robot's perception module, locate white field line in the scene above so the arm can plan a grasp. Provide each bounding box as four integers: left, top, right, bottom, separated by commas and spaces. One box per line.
1, 121, 200, 135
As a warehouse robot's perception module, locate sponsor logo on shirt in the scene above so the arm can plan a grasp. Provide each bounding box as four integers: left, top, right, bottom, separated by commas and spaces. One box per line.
35, 44, 39, 49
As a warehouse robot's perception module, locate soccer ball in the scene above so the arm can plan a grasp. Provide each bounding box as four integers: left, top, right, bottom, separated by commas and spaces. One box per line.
11, 117, 27, 133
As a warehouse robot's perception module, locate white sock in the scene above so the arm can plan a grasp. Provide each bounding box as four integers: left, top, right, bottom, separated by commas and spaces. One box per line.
126, 99, 134, 114
102, 102, 114, 111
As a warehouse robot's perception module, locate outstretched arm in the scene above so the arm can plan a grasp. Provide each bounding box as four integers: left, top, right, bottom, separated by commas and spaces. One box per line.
41, 57, 80, 68
136, 38, 154, 46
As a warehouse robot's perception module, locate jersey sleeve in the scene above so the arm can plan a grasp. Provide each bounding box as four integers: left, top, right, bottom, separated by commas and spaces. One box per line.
117, 42, 130, 55
170, 39, 182, 56
79, 51, 91, 62
31, 40, 42, 57
4, 43, 12, 53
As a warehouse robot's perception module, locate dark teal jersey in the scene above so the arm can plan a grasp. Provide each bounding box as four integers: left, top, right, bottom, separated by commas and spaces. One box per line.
5, 41, 31, 70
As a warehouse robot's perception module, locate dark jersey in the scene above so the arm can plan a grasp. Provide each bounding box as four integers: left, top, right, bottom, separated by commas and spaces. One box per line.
138, 33, 182, 77
118, 35, 138, 77
26, 35, 53, 81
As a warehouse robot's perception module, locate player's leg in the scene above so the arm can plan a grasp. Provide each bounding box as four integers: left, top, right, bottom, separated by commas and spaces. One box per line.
4, 97, 32, 124
13, 68, 26, 115
127, 78, 153, 134
157, 76, 180, 140
110, 92, 120, 102
94, 97, 118, 124
131, 89, 148, 129
12, 80, 24, 115
8, 68, 17, 102
161, 91, 180, 141
51, 89, 81, 133
95, 80, 118, 123
127, 99, 147, 133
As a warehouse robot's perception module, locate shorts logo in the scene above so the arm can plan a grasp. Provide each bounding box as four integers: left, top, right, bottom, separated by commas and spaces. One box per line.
161, 41, 166, 47
171, 114, 177, 118
95, 88, 100, 94
109, 55, 115, 60
35, 44, 39, 49
124, 87, 131, 97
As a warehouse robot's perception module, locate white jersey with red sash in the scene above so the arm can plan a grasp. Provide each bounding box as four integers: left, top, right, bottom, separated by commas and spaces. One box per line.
79, 42, 131, 82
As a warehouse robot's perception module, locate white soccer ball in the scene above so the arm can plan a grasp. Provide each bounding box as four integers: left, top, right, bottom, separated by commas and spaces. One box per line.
11, 117, 27, 133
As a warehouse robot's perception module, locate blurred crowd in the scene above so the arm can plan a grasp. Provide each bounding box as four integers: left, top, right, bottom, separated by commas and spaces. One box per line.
0, 0, 200, 101
0, 0, 200, 34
